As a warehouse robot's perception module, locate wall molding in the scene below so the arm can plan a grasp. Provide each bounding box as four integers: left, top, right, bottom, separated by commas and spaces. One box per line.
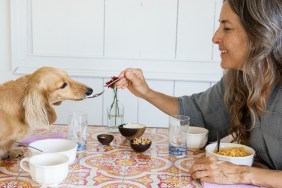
12, 56, 223, 82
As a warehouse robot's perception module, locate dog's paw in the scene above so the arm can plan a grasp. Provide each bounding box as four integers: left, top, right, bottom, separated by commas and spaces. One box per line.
2, 148, 24, 160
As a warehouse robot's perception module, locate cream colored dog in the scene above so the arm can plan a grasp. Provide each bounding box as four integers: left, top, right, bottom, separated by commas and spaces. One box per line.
0, 67, 93, 159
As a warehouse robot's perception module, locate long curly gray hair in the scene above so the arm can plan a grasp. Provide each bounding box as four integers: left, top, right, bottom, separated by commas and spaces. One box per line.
223, 0, 282, 144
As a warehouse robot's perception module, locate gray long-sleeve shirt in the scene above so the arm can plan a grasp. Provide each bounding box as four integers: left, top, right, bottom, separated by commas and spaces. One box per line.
177, 78, 282, 170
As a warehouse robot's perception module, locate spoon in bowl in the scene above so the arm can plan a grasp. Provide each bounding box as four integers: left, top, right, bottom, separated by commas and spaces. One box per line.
216, 131, 220, 152
15, 141, 43, 152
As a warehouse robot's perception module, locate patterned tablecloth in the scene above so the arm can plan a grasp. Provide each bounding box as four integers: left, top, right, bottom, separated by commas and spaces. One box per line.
0, 125, 204, 188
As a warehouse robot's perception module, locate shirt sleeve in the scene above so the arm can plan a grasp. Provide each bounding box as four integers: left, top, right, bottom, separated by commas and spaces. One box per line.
177, 77, 231, 141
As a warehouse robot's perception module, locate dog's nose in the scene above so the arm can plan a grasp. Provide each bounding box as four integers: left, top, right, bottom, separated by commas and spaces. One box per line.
85, 88, 93, 96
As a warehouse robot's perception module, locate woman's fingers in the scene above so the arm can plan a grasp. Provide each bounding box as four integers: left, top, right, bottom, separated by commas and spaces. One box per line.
190, 157, 244, 184
191, 169, 212, 180
190, 157, 217, 173
116, 78, 128, 89
116, 68, 150, 98
125, 68, 143, 81
121, 68, 145, 89
116, 68, 135, 89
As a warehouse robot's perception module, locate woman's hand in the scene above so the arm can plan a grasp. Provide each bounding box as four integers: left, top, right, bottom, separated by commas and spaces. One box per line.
190, 156, 249, 184
116, 68, 151, 99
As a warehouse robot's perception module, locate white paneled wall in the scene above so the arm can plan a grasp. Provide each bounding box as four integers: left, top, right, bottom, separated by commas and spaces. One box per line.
9, 0, 224, 127
138, 80, 174, 128
105, 0, 177, 58
32, 0, 104, 56
174, 81, 211, 96
177, 0, 215, 60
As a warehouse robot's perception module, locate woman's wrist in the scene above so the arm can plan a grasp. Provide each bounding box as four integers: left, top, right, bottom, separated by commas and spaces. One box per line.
143, 88, 155, 101
239, 166, 254, 184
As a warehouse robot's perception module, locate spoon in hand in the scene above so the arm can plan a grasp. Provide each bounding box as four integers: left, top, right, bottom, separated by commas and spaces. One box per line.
86, 90, 105, 98
87, 71, 134, 99
87, 77, 122, 98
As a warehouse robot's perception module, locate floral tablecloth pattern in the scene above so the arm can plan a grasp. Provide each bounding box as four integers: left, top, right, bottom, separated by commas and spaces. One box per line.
0, 125, 204, 188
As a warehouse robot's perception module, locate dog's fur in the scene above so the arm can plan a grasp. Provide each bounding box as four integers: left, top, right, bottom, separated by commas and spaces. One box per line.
0, 67, 93, 159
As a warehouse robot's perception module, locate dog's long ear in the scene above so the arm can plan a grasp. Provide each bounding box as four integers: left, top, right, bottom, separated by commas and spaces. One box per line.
23, 86, 56, 128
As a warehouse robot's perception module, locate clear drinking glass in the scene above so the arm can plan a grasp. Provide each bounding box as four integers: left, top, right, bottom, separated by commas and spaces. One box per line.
168, 115, 190, 157
67, 111, 88, 151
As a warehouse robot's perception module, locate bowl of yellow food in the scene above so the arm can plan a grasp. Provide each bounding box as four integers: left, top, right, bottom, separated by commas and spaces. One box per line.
205, 143, 255, 166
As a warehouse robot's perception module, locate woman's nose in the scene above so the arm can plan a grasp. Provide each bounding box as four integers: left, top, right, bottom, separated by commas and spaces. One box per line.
212, 33, 219, 44
212, 28, 221, 44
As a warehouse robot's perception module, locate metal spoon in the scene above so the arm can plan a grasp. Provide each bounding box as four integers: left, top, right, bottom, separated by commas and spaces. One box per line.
86, 90, 105, 98
15, 141, 43, 152
87, 72, 133, 99
87, 77, 122, 99
104, 69, 134, 88
104, 77, 123, 88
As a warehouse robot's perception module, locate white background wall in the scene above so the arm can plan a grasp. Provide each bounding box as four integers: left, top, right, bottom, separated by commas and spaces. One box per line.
0, 0, 223, 128
0, 0, 13, 77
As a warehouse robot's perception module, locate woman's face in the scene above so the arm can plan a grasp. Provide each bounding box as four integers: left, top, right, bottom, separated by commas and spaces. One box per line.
212, 2, 249, 70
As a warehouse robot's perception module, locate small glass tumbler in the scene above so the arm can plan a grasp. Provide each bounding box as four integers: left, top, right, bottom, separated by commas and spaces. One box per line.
67, 111, 88, 151
168, 115, 190, 157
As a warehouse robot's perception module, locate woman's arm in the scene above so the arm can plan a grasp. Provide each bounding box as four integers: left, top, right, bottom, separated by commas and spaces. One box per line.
145, 89, 179, 116
116, 68, 179, 116
190, 157, 282, 188
242, 166, 282, 188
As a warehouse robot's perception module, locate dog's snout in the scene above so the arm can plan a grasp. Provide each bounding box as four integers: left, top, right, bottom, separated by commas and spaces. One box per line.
85, 88, 93, 96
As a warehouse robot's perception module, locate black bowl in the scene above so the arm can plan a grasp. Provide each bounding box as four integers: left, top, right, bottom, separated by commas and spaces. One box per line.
97, 134, 114, 145
118, 123, 146, 140
130, 138, 152, 152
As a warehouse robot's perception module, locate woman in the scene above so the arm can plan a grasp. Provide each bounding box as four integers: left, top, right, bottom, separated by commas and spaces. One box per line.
116, 0, 282, 187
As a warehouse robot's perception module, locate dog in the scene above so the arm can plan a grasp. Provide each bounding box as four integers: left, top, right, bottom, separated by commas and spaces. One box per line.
0, 66, 93, 159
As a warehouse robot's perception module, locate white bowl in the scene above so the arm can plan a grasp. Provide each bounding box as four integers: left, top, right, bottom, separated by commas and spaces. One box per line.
187, 126, 208, 151
205, 143, 255, 166
28, 139, 77, 164
20, 153, 69, 186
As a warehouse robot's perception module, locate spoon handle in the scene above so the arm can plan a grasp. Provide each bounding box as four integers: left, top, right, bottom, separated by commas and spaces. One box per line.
104, 69, 134, 87
104, 77, 122, 87
15, 141, 43, 152
216, 131, 220, 152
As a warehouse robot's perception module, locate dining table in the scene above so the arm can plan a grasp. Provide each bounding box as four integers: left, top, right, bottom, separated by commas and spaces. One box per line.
0, 125, 266, 188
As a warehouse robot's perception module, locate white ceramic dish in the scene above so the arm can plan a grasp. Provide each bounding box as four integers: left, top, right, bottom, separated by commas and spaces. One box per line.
28, 138, 77, 164
187, 126, 208, 151
205, 142, 255, 166
20, 153, 69, 186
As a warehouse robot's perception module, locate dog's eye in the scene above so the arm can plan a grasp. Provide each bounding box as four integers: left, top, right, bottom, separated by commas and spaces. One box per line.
60, 82, 68, 89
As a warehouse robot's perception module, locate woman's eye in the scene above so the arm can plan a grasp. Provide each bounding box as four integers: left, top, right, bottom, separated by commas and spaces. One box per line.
224, 27, 231, 31
60, 82, 68, 89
